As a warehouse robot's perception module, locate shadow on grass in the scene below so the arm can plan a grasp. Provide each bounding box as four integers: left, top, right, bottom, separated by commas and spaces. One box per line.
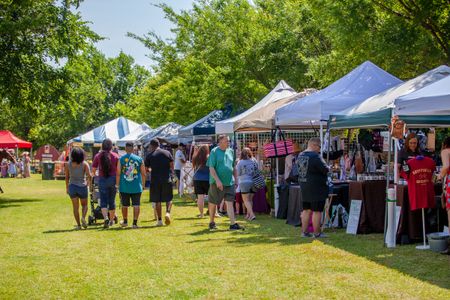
0, 197, 42, 208
187, 220, 450, 290
43, 224, 160, 233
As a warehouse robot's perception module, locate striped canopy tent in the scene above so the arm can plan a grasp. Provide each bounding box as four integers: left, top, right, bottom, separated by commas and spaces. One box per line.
70, 117, 140, 144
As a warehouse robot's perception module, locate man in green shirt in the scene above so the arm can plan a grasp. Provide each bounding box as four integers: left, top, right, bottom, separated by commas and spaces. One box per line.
207, 135, 244, 231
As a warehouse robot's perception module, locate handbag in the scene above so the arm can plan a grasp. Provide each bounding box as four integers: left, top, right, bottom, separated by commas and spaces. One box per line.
263, 128, 294, 158
251, 160, 265, 190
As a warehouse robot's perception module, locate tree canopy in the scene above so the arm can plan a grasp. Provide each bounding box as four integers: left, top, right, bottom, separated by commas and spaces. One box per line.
0, 0, 448, 147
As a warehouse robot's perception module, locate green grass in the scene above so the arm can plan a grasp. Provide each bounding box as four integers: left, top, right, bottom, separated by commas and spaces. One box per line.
0, 175, 449, 299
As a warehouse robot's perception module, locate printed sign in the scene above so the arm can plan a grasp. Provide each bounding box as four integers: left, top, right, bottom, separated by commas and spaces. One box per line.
346, 200, 362, 235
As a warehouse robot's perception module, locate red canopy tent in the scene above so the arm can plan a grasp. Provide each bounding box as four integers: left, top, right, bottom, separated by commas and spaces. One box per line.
0, 130, 32, 148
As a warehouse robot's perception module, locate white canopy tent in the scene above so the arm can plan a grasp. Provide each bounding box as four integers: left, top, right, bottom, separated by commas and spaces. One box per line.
116, 123, 152, 147
275, 61, 402, 127
234, 89, 317, 132
395, 74, 450, 117
215, 80, 296, 134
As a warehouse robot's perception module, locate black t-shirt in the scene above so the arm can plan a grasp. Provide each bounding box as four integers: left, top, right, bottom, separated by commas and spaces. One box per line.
144, 148, 173, 183
297, 151, 329, 203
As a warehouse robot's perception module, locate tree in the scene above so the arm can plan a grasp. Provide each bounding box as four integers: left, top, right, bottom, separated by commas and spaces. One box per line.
0, 0, 99, 140
129, 0, 330, 127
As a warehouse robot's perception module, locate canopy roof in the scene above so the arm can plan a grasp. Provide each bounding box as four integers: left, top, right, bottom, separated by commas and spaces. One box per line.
234, 88, 317, 132
139, 122, 183, 144
0, 130, 32, 148
71, 117, 140, 144
116, 123, 152, 147
216, 80, 296, 134
178, 108, 232, 137
330, 65, 450, 129
275, 61, 402, 126
395, 75, 450, 116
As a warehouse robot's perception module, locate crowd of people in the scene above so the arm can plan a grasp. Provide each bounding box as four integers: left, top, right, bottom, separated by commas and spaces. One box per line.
64, 135, 333, 236
0, 152, 31, 179
63, 134, 450, 241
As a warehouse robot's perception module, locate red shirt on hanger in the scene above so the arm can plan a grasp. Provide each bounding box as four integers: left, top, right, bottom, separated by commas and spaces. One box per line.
406, 156, 436, 211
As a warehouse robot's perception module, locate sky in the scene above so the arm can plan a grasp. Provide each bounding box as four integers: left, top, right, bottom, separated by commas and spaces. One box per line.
78, 0, 194, 67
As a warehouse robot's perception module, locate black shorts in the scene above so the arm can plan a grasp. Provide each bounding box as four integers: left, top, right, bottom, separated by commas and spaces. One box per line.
194, 180, 209, 195
150, 181, 173, 203
120, 192, 141, 207
175, 170, 181, 180
302, 201, 325, 212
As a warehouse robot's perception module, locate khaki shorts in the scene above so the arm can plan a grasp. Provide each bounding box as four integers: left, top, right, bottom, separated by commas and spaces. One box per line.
208, 183, 235, 205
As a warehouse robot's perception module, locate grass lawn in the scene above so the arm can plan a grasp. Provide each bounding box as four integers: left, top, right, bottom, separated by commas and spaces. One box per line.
0, 175, 449, 299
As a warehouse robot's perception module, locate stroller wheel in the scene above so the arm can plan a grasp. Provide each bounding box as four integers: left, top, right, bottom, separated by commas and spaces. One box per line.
88, 216, 95, 225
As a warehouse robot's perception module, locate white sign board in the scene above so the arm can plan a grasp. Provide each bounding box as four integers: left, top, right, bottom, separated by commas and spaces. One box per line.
346, 200, 362, 235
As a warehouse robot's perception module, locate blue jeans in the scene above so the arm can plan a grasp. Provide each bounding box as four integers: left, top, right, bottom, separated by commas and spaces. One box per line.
98, 176, 116, 210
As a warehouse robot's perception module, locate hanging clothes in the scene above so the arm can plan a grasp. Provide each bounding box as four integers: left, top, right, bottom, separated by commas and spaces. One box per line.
406, 156, 436, 211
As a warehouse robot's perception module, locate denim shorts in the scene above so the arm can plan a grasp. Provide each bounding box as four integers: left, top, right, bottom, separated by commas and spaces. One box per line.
98, 176, 117, 210
68, 184, 88, 199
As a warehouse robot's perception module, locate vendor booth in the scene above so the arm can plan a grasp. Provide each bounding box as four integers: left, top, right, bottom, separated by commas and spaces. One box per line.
328, 65, 450, 245
273, 61, 402, 226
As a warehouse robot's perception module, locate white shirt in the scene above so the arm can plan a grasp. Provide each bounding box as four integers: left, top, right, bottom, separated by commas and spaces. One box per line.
174, 149, 186, 170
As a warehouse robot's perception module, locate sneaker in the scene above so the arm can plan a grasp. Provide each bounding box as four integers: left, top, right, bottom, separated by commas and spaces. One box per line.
229, 223, 244, 231
164, 213, 171, 225
109, 220, 114, 227
209, 222, 217, 230
197, 214, 204, 218
103, 219, 109, 229
156, 220, 163, 227
74, 225, 82, 230
248, 216, 256, 222
120, 221, 128, 228
215, 212, 222, 218
132, 224, 139, 229
81, 219, 87, 229
301, 232, 313, 238
313, 233, 328, 238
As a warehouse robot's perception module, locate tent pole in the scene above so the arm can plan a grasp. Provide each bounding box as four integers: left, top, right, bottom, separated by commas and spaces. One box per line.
383, 128, 392, 247
320, 122, 324, 156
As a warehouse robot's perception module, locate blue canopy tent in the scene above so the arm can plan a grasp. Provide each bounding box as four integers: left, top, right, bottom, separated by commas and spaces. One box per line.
178, 109, 232, 138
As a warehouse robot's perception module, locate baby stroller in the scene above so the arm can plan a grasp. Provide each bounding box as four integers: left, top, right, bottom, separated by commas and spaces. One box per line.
88, 176, 118, 225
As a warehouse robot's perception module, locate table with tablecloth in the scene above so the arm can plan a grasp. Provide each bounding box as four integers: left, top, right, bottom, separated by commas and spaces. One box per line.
348, 180, 387, 234
279, 183, 350, 226
235, 186, 270, 214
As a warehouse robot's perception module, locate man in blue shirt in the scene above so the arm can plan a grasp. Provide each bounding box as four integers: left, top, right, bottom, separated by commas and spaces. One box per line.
116, 142, 146, 228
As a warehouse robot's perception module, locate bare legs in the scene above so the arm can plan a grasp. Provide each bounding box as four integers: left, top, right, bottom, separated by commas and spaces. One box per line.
242, 193, 255, 220
71, 198, 88, 226
301, 209, 323, 235
197, 194, 205, 217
